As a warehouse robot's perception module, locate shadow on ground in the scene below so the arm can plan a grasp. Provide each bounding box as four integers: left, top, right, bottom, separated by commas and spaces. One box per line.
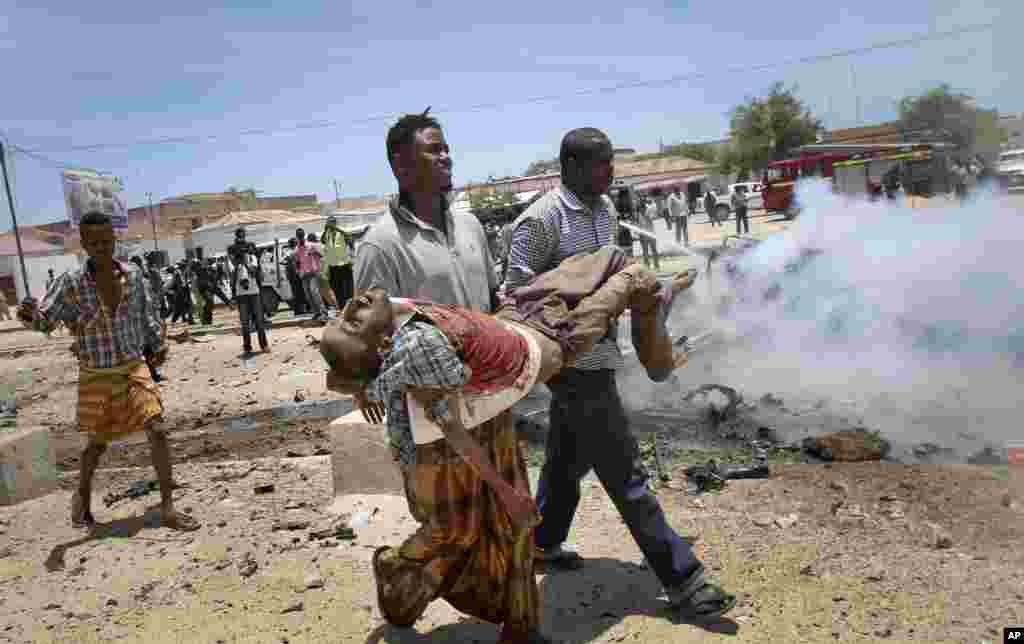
43, 504, 191, 572
364, 558, 738, 643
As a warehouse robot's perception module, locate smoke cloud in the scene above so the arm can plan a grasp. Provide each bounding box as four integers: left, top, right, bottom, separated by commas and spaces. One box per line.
644, 180, 1023, 457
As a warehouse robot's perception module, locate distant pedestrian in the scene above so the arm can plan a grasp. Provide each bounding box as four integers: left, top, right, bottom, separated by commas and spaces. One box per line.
320, 216, 354, 311
46, 268, 56, 291
638, 197, 660, 270
282, 238, 308, 314
231, 245, 268, 355
295, 228, 326, 322
731, 187, 750, 235
704, 191, 719, 226
668, 186, 689, 246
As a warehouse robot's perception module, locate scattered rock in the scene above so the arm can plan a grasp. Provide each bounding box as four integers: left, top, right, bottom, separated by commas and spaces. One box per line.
273, 519, 311, 532
751, 514, 775, 528
237, 552, 259, 578
774, 513, 798, 529
105, 598, 118, 607
802, 428, 890, 462
281, 601, 304, 614
828, 480, 849, 495
912, 443, 956, 461
1002, 493, 1016, 509
865, 568, 886, 582
967, 446, 1005, 465
253, 484, 275, 495
925, 523, 953, 550
293, 390, 306, 403
799, 564, 817, 577
313, 446, 331, 456
285, 450, 306, 458
758, 393, 784, 408
303, 574, 324, 590
43, 603, 61, 611
216, 520, 228, 528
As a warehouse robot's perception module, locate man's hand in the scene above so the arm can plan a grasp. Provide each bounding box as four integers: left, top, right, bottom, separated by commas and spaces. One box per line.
17, 299, 37, 325
355, 391, 385, 424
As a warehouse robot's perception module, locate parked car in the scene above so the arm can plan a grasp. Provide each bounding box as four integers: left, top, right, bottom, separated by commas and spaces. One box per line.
997, 148, 1024, 190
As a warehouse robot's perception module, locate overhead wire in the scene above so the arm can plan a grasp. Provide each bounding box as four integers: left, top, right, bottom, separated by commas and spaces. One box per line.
11, 20, 997, 161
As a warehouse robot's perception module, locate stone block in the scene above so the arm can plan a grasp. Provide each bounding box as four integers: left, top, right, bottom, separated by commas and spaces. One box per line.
0, 425, 59, 506
329, 410, 403, 497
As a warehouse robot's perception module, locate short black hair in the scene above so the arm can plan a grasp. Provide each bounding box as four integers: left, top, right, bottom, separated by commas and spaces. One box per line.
559, 128, 612, 172
386, 108, 442, 169
80, 211, 112, 226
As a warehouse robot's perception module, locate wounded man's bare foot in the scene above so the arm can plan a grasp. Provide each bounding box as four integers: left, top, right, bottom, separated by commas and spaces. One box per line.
160, 509, 201, 532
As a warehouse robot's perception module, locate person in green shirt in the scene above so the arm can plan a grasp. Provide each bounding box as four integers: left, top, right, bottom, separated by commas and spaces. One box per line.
321, 215, 355, 310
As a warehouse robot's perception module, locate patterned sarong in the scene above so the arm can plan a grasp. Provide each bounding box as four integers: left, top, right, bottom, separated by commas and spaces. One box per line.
373, 412, 540, 634
77, 360, 163, 443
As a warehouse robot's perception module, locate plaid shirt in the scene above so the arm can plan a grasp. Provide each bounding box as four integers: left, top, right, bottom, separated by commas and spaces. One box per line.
504, 186, 623, 371
35, 261, 163, 369
365, 318, 470, 465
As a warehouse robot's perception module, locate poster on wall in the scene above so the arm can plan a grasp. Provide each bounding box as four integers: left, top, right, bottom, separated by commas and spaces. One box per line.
62, 170, 128, 231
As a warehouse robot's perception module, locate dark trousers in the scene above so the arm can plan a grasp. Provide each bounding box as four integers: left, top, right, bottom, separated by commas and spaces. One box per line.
673, 216, 689, 245
237, 294, 267, 351
735, 207, 750, 235
287, 272, 308, 314
171, 291, 192, 324
534, 369, 702, 589
328, 264, 354, 310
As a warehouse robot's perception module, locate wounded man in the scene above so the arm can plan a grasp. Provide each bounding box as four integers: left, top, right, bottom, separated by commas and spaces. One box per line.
321, 247, 726, 643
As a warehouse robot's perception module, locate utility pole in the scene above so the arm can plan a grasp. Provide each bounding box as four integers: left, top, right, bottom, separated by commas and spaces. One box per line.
849, 63, 862, 126
332, 179, 341, 208
147, 192, 159, 252
0, 141, 31, 301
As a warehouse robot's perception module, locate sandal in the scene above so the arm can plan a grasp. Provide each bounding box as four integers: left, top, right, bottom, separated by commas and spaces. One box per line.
71, 491, 96, 529
160, 509, 201, 532
669, 580, 737, 620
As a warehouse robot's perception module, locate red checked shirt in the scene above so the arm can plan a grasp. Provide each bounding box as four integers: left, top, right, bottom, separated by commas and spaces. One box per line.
35, 261, 164, 369
295, 241, 322, 276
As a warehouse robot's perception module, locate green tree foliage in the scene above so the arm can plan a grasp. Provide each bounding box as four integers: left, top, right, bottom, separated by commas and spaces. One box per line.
468, 189, 520, 217
524, 158, 560, 176
719, 83, 823, 175
897, 84, 1003, 160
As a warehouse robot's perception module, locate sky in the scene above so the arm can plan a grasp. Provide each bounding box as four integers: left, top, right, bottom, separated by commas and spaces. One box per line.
1, 0, 1020, 228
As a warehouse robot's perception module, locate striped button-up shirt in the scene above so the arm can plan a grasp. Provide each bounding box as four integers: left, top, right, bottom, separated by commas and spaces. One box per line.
35, 261, 164, 369
504, 186, 623, 371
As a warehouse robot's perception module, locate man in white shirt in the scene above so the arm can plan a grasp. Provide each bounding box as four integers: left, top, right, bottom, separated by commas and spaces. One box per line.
667, 186, 688, 246
231, 246, 268, 355
638, 196, 661, 271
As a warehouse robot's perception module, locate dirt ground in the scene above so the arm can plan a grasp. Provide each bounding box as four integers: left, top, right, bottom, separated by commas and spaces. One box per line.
1, 454, 1020, 644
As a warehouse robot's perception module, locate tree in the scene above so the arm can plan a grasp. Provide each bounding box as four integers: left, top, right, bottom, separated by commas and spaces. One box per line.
524, 158, 560, 176
897, 84, 1003, 161
468, 189, 520, 217
661, 142, 719, 164
719, 83, 823, 176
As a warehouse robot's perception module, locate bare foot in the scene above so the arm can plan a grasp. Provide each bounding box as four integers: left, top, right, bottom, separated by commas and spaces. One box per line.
161, 509, 200, 532
71, 491, 96, 529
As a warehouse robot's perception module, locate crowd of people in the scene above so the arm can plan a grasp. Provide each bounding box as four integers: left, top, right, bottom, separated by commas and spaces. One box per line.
19, 112, 738, 644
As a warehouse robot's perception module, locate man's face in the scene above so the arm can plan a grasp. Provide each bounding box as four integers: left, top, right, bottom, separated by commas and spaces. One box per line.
570, 145, 614, 197
296, 230, 305, 242
322, 288, 394, 386
398, 127, 452, 194
80, 223, 115, 264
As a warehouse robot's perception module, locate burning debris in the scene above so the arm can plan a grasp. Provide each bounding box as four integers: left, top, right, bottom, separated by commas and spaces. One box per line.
682, 384, 744, 425
802, 428, 891, 462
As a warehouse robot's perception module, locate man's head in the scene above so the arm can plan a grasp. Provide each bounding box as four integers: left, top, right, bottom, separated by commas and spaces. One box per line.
48, 268, 54, 276
235, 228, 246, 242
560, 128, 614, 202
320, 288, 395, 394
296, 228, 306, 242
79, 211, 115, 267
386, 109, 452, 195
287, 238, 297, 249
326, 215, 338, 229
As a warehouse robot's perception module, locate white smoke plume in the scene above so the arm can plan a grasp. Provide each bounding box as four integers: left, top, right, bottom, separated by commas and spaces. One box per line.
644, 180, 1022, 458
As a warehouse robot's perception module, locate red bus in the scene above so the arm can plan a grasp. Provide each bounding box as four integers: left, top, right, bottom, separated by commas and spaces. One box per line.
761, 152, 851, 217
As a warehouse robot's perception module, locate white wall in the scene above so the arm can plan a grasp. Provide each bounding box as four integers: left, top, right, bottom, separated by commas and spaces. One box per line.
7, 253, 84, 301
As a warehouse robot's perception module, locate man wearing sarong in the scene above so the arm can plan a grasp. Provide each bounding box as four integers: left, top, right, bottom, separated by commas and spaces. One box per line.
352, 110, 545, 643
18, 211, 199, 532
324, 250, 695, 644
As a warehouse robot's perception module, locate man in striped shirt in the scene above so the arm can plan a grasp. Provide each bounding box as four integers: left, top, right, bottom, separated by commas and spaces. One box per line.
504, 128, 735, 620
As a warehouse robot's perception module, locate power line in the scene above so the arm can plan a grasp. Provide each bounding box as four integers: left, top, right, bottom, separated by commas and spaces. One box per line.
16, 20, 995, 157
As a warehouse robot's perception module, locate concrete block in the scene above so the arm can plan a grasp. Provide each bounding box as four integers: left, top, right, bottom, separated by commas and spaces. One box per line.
0, 425, 59, 506
330, 410, 404, 497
